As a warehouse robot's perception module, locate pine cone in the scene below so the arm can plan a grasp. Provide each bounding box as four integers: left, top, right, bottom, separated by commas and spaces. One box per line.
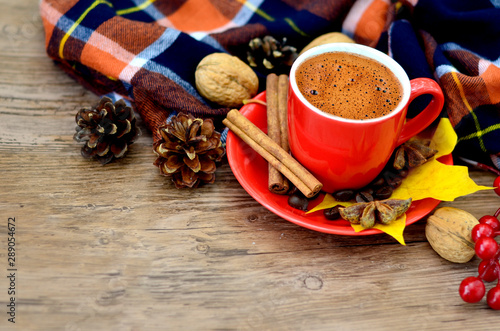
247, 35, 298, 74
153, 113, 225, 188
73, 97, 141, 164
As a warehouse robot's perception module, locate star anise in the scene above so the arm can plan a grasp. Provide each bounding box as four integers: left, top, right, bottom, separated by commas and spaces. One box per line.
339, 198, 412, 229
393, 138, 437, 170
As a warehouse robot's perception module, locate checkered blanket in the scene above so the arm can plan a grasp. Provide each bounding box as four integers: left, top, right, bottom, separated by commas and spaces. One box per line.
40, 0, 500, 168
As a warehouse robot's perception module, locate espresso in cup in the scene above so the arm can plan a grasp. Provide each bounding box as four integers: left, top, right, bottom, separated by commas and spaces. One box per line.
295, 52, 403, 120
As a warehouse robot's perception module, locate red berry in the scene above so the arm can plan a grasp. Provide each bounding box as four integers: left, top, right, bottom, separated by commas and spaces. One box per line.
475, 237, 499, 260
479, 215, 500, 232
494, 177, 500, 196
478, 260, 500, 282
472, 223, 495, 242
487, 286, 500, 310
459, 276, 485, 303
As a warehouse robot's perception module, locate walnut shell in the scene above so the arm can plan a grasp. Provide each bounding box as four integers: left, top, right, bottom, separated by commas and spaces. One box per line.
300, 32, 355, 55
425, 207, 479, 263
195, 53, 259, 108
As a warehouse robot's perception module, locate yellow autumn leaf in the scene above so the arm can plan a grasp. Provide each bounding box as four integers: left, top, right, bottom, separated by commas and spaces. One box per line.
392, 118, 493, 201
307, 194, 353, 213
391, 159, 492, 201
430, 117, 457, 158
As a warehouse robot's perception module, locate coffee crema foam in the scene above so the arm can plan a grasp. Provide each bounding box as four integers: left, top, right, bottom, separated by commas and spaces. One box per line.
296, 52, 403, 120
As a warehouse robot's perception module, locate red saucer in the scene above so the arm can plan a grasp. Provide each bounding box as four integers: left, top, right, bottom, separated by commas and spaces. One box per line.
226, 92, 452, 235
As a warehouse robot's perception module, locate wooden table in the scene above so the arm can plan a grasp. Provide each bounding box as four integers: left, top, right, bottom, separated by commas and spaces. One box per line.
1, 1, 500, 330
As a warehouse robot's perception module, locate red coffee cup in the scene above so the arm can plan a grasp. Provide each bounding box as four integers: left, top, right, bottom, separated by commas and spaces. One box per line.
288, 43, 444, 193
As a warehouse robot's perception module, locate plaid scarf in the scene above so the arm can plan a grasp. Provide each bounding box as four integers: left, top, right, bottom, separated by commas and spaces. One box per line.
40, 0, 500, 167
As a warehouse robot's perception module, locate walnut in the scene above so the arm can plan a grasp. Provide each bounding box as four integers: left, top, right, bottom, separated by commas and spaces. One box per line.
425, 207, 479, 263
195, 53, 259, 108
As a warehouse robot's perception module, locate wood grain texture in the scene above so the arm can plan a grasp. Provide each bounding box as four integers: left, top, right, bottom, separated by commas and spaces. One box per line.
1, 1, 500, 330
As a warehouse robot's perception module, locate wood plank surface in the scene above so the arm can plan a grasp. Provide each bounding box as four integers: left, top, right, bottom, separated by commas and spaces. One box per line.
1, 1, 500, 330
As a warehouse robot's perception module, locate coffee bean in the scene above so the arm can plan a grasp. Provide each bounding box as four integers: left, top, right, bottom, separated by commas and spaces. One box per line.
324, 205, 342, 220
288, 193, 309, 211
332, 189, 355, 201
370, 176, 386, 188
374, 186, 393, 200
355, 191, 374, 203
387, 175, 403, 189
398, 169, 409, 178
363, 187, 374, 195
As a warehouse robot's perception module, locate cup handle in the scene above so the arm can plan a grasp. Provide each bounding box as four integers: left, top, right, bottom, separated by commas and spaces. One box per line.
396, 78, 445, 146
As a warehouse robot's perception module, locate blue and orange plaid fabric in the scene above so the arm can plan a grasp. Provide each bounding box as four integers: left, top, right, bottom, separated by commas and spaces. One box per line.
40, 0, 500, 168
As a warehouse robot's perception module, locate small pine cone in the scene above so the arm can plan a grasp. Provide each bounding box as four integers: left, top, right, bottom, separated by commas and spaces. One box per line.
73, 97, 141, 164
153, 113, 225, 188
247, 35, 298, 74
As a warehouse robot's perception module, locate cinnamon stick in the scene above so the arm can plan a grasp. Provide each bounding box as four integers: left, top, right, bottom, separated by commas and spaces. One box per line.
266, 74, 289, 194
223, 109, 322, 198
277, 74, 290, 153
